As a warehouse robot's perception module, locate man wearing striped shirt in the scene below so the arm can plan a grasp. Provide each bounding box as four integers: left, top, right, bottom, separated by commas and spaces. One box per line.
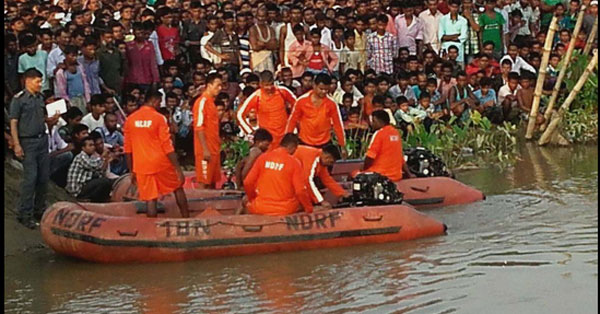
367, 14, 399, 75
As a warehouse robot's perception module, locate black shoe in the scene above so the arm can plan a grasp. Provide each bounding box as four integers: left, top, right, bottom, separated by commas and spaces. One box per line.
33, 211, 45, 222
17, 216, 39, 230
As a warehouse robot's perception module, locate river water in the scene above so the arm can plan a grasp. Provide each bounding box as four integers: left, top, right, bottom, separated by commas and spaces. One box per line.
5, 143, 598, 313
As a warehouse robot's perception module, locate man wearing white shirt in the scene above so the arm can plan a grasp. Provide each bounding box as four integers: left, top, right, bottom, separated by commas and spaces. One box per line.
418, 0, 444, 54
498, 71, 521, 119
46, 29, 71, 84
395, 1, 424, 55
81, 95, 106, 131
499, 42, 536, 74
438, 0, 469, 64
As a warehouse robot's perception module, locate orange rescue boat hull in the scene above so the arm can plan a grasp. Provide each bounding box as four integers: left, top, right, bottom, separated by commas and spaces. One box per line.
40, 200, 446, 263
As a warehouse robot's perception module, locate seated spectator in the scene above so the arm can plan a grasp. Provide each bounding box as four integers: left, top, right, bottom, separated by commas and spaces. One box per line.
339, 92, 354, 121
66, 136, 117, 202
58, 107, 84, 143
425, 78, 449, 117
499, 42, 536, 75
394, 96, 427, 134
70, 124, 91, 157
344, 107, 370, 152
370, 95, 397, 126
419, 92, 445, 125
547, 54, 561, 78
466, 53, 501, 77
389, 71, 417, 105
90, 131, 121, 179
473, 77, 503, 123
81, 94, 106, 130
448, 71, 477, 122
516, 70, 545, 126
297, 72, 315, 96
498, 71, 521, 121
47, 114, 74, 188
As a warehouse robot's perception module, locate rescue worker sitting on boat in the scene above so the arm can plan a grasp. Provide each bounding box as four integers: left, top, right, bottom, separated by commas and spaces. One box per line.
293, 144, 350, 209
243, 133, 314, 216
357, 110, 415, 181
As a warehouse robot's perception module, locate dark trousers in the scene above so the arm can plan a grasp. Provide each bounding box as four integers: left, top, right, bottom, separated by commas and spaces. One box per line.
49, 151, 73, 188
78, 177, 116, 202
19, 136, 50, 218
223, 64, 240, 83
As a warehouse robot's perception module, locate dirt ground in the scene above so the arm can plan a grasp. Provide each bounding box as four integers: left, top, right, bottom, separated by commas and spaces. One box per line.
4, 159, 75, 258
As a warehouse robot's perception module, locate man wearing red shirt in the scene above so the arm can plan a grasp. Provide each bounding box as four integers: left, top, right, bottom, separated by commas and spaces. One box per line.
293, 145, 349, 207
125, 22, 160, 93
285, 73, 348, 158
243, 133, 314, 216
193, 73, 223, 189
156, 7, 180, 61
124, 90, 189, 218
361, 110, 415, 181
236, 70, 297, 148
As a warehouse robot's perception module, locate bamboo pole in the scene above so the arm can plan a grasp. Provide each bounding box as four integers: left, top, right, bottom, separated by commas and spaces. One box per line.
525, 16, 559, 139
540, 6, 587, 131
538, 49, 598, 145
583, 16, 598, 55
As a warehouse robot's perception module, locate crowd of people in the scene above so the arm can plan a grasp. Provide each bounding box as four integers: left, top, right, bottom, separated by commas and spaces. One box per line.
4, 0, 598, 228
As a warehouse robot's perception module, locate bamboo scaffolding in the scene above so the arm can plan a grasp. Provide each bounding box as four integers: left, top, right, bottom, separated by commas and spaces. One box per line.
538, 49, 598, 146
525, 16, 559, 139
540, 5, 587, 131
583, 16, 598, 55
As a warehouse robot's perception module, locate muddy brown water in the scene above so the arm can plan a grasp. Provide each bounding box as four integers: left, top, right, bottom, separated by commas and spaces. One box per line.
4, 143, 597, 313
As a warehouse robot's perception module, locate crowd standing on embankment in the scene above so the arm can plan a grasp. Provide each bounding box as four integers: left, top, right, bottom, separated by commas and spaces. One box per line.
4, 0, 598, 228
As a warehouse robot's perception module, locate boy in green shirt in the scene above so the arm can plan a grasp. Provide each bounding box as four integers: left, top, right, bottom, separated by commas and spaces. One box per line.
478, 0, 505, 59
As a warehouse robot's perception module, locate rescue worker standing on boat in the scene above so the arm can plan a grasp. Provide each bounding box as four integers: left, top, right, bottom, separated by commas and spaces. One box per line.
285, 73, 348, 158
293, 144, 350, 209
236, 70, 297, 149
124, 90, 190, 218
360, 110, 415, 181
243, 133, 314, 216
193, 73, 223, 189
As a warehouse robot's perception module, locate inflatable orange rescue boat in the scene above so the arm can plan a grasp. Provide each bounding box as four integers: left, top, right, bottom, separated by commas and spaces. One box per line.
41, 199, 447, 263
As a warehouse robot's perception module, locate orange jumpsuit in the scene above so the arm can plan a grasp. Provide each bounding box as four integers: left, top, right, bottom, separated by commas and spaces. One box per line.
293, 145, 346, 203
236, 86, 297, 148
193, 92, 221, 185
363, 125, 405, 181
123, 106, 181, 201
244, 147, 313, 215
285, 91, 346, 147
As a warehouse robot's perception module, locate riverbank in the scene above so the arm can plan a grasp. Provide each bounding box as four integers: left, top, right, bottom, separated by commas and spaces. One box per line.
4, 160, 74, 258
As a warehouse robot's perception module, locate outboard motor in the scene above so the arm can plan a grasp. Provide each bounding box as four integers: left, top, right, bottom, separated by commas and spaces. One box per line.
339, 172, 403, 207
404, 147, 452, 178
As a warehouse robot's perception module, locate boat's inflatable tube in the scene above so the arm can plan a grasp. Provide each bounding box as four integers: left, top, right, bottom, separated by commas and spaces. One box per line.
112, 171, 484, 210
41, 200, 446, 263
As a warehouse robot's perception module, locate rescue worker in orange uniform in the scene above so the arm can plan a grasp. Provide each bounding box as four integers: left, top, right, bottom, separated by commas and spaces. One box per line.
243, 133, 314, 216
361, 110, 415, 181
236, 70, 297, 148
124, 90, 190, 218
285, 73, 348, 158
193, 73, 223, 189
293, 144, 350, 208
